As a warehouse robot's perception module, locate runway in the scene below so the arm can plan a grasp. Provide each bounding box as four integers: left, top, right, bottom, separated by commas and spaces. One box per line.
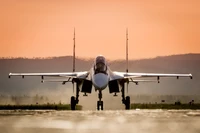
0, 110, 200, 133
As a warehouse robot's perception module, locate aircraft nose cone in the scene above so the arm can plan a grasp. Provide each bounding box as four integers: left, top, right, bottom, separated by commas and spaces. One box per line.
93, 73, 109, 89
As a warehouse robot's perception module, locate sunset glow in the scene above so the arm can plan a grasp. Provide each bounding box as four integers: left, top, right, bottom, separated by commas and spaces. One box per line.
0, 0, 200, 60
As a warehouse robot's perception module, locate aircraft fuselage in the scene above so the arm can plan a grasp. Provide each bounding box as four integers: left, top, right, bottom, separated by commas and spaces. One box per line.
91, 55, 110, 91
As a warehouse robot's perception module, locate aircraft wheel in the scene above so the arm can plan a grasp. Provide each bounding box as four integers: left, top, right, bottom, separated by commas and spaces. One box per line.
97, 101, 100, 110
71, 96, 76, 110
100, 101, 103, 110
125, 96, 130, 110
97, 101, 103, 110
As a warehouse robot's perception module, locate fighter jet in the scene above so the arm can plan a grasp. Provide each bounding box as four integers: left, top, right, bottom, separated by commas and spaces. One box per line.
8, 29, 192, 110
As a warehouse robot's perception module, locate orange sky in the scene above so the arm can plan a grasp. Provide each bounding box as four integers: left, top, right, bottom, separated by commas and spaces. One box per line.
0, 0, 200, 60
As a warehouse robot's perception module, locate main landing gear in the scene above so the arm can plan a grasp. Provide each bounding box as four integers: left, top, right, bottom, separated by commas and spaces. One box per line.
121, 83, 130, 110
70, 96, 77, 110
70, 80, 80, 110
70, 80, 130, 110
97, 91, 103, 110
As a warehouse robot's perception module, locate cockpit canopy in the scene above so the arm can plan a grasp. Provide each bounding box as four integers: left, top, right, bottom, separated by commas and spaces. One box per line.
94, 55, 107, 74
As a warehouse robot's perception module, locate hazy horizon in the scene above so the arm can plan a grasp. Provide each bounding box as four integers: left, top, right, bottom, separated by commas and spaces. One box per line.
0, 53, 199, 60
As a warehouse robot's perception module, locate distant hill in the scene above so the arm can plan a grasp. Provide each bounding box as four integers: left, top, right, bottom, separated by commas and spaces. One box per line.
0, 54, 199, 97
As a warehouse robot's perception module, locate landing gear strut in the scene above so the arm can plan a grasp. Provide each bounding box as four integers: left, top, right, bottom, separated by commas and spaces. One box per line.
121, 83, 130, 110
97, 91, 103, 110
70, 80, 80, 110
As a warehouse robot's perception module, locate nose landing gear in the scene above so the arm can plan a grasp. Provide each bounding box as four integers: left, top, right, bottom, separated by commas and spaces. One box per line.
97, 101, 103, 110
97, 91, 103, 110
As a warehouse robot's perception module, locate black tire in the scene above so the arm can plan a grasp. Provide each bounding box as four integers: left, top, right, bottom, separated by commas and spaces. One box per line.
100, 101, 104, 110
97, 101, 103, 110
125, 96, 130, 110
71, 96, 76, 110
97, 101, 100, 110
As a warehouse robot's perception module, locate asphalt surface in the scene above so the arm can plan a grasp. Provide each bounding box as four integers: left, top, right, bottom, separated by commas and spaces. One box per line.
0, 110, 200, 133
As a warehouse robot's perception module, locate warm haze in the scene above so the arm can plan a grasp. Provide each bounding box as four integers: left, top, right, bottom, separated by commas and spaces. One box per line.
0, 0, 200, 60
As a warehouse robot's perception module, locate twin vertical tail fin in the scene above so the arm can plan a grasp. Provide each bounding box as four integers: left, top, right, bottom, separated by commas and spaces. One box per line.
126, 28, 129, 93
73, 28, 76, 73
126, 28, 128, 73
72, 28, 76, 93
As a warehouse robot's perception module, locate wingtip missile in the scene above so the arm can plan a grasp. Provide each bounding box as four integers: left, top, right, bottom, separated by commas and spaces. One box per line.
8, 73, 11, 78
189, 74, 193, 79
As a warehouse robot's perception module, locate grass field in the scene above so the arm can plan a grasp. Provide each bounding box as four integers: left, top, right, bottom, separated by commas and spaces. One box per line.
131, 103, 200, 109
1, 103, 200, 110
0, 104, 82, 110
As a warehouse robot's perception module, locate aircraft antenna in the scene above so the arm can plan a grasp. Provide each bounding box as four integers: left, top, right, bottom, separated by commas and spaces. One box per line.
126, 28, 129, 93
72, 28, 76, 93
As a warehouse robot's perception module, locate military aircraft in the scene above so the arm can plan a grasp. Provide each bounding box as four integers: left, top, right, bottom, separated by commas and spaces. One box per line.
8, 29, 192, 110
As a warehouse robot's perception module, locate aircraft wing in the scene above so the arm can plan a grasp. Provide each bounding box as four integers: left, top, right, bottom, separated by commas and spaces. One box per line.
112, 72, 193, 80
129, 79, 159, 85
41, 78, 74, 84
8, 71, 89, 80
